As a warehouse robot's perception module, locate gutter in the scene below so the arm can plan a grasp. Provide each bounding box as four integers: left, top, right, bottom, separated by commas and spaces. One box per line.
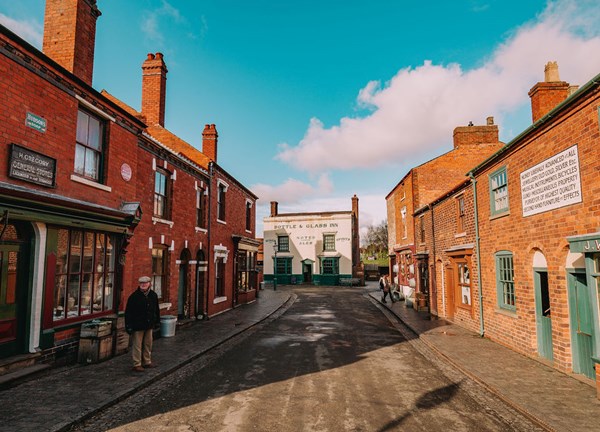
469, 173, 485, 337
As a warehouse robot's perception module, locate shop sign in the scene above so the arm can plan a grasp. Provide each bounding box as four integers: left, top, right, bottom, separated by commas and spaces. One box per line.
8, 144, 56, 187
569, 237, 600, 253
25, 112, 47, 133
520, 145, 582, 217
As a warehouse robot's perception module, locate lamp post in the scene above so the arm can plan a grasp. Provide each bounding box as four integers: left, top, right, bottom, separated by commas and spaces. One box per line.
273, 242, 278, 291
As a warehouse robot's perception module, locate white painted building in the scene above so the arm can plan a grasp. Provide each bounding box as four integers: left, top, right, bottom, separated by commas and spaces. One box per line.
263, 196, 361, 285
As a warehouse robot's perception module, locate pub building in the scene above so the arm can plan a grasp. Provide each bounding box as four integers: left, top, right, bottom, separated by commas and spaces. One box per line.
0, 1, 144, 365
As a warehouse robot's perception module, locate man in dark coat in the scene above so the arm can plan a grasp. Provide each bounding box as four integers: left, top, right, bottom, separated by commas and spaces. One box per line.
125, 276, 160, 372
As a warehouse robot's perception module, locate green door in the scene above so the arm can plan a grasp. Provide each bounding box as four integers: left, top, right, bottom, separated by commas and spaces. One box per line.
0, 244, 23, 358
568, 272, 595, 379
534, 270, 554, 361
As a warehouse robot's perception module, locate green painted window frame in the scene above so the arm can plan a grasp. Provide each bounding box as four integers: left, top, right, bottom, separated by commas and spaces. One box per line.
320, 257, 339, 275
275, 257, 292, 275
278, 235, 289, 252
489, 166, 509, 216
323, 234, 336, 251
495, 251, 516, 311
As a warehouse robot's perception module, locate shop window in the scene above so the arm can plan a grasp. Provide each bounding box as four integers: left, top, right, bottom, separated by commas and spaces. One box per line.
196, 187, 207, 229
323, 234, 336, 251
217, 181, 227, 221
489, 167, 509, 216
321, 257, 339, 275
457, 261, 471, 307
154, 168, 171, 219
278, 236, 289, 252
52, 228, 115, 321
237, 250, 256, 291
75, 109, 104, 182
152, 246, 168, 299
495, 251, 515, 310
456, 195, 465, 233
215, 257, 225, 297
275, 257, 292, 275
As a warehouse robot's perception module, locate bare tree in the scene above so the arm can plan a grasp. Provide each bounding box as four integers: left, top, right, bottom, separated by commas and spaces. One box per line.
362, 221, 388, 258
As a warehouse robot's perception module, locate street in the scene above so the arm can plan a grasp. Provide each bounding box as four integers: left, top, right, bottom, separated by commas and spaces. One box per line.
73, 286, 542, 432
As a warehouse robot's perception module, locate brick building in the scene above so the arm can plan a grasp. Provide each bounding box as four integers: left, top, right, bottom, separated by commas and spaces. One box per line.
468, 63, 600, 390
0, 0, 258, 371
386, 119, 503, 306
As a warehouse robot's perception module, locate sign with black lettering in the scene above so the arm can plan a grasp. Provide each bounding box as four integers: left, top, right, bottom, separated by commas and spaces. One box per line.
8, 144, 56, 187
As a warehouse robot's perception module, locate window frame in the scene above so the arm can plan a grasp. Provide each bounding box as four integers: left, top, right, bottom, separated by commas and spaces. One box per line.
456, 195, 466, 233
456, 259, 472, 308
419, 216, 425, 243
151, 245, 168, 300
245, 200, 252, 231
237, 250, 256, 292
196, 186, 207, 229
215, 257, 225, 297
153, 168, 171, 219
274, 257, 292, 275
489, 166, 509, 216
278, 235, 289, 252
323, 234, 336, 251
74, 108, 105, 183
495, 251, 516, 311
217, 182, 227, 222
320, 257, 340, 275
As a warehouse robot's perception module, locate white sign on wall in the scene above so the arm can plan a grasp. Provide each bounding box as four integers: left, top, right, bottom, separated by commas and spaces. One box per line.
520, 145, 582, 217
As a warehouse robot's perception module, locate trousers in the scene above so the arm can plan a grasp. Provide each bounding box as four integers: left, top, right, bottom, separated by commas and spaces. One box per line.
131, 328, 153, 367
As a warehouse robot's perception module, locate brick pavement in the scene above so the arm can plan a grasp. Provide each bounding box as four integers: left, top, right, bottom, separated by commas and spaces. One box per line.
367, 284, 600, 432
0, 289, 292, 432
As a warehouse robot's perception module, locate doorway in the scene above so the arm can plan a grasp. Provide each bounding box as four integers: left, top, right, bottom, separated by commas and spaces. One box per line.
302, 259, 313, 284
178, 249, 191, 319
534, 269, 554, 361
445, 265, 455, 319
568, 272, 595, 379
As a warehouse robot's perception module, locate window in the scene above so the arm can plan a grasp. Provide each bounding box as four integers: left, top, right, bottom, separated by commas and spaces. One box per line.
321, 257, 339, 275
323, 234, 336, 251
457, 195, 465, 232
237, 250, 256, 291
496, 251, 515, 310
275, 257, 292, 275
401, 206, 407, 238
457, 261, 471, 306
490, 167, 509, 215
52, 228, 115, 321
245, 201, 252, 231
419, 216, 425, 243
217, 183, 226, 221
154, 168, 170, 219
215, 257, 225, 297
278, 236, 289, 252
152, 246, 167, 299
75, 109, 104, 181
196, 187, 207, 228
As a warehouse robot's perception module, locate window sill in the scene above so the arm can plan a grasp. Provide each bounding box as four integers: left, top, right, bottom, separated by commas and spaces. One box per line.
455, 232, 466, 238
217, 219, 227, 225
70, 174, 112, 192
489, 211, 510, 221
245, 229, 252, 234
495, 307, 517, 318
152, 217, 174, 228
195, 227, 208, 234
213, 296, 227, 304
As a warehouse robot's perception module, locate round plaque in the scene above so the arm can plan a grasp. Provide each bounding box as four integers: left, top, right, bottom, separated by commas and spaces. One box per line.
121, 163, 132, 181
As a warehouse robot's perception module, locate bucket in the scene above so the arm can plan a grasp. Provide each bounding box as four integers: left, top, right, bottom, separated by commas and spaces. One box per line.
160, 315, 177, 337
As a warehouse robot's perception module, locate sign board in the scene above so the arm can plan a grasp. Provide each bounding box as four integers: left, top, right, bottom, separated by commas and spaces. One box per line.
120, 163, 132, 181
8, 144, 56, 187
25, 112, 47, 133
520, 145, 582, 217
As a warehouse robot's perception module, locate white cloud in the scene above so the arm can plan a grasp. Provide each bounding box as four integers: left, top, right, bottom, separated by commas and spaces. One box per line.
276, 0, 600, 174
251, 173, 333, 205
0, 13, 42, 48
141, 0, 185, 43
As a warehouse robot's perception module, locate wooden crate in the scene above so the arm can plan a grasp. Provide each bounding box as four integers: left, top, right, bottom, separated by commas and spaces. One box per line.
80, 321, 112, 338
78, 335, 113, 364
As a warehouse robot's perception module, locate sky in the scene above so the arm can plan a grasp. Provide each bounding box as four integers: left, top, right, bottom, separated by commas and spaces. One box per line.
2, 0, 600, 239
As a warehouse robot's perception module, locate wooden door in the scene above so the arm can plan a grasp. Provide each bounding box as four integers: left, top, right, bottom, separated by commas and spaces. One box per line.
445, 265, 455, 319
534, 270, 554, 361
568, 272, 595, 379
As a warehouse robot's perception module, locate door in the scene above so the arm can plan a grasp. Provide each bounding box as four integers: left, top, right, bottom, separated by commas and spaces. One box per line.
534, 270, 554, 361
568, 272, 595, 379
303, 263, 312, 283
178, 249, 191, 319
445, 265, 455, 319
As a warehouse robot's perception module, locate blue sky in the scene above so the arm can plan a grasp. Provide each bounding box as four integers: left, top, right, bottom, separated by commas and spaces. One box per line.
2, 1, 600, 237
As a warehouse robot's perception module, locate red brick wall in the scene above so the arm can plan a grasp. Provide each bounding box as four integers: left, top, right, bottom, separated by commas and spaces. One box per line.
529, 81, 570, 123
475, 86, 600, 372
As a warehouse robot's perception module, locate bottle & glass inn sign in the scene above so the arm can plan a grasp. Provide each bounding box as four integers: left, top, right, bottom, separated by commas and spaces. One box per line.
8, 144, 56, 187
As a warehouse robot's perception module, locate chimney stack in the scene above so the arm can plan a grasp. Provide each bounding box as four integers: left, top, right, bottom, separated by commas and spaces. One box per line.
270, 201, 278, 217
452, 116, 498, 149
43, 0, 101, 86
202, 124, 218, 161
141, 52, 168, 126
528, 61, 570, 123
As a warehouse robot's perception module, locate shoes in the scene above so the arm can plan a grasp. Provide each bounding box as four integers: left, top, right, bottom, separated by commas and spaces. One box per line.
143, 363, 157, 369
132, 366, 145, 372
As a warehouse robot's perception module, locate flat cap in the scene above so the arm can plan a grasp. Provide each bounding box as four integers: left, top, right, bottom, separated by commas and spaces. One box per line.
138, 276, 151, 283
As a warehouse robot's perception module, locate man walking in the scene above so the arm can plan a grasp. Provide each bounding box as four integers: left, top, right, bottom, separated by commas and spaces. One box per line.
125, 276, 160, 372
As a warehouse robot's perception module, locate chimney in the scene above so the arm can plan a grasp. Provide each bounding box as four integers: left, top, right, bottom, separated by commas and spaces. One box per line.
528, 61, 570, 123
202, 124, 218, 161
452, 116, 499, 148
43, 0, 101, 86
270, 201, 278, 217
141, 52, 168, 126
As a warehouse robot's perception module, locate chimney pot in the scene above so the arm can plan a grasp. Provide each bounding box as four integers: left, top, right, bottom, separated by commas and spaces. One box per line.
544, 61, 560, 82
529, 62, 570, 123
486, 116, 494, 125
270, 201, 279, 217
141, 52, 168, 126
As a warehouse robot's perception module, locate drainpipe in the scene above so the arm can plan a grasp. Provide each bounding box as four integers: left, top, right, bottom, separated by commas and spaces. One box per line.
469, 172, 485, 337
430, 204, 436, 313
205, 162, 214, 320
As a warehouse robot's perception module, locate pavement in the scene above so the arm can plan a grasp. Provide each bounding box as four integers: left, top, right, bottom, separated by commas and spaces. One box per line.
0, 284, 599, 432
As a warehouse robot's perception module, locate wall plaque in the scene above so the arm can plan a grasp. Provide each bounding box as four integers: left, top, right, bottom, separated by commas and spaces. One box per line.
8, 144, 56, 187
